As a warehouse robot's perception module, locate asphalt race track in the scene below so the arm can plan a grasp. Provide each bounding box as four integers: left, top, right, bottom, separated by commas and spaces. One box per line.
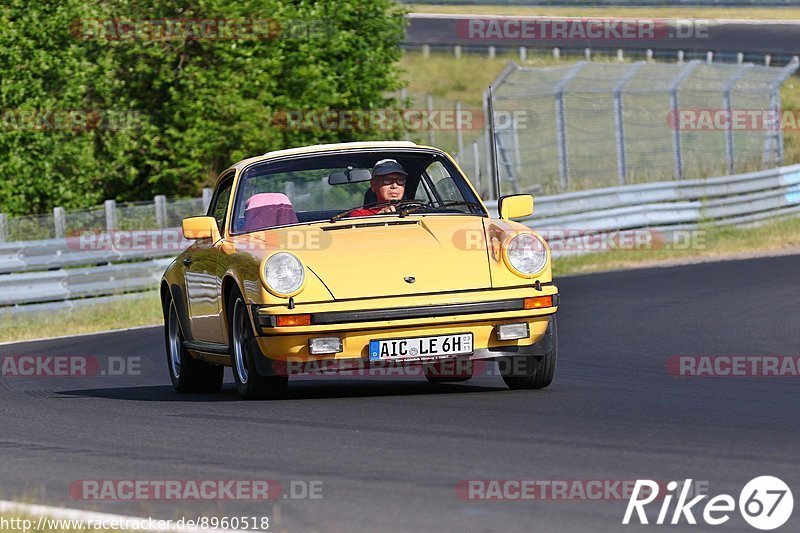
1, 255, 798, 532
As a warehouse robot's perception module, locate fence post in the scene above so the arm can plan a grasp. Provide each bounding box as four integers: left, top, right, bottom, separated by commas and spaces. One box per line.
104, 200, 117, 231
706, 51, 714, 64
426, 93, 435, 145
553, 62, 588, 191
723, 64, 753, 174
488, 46, 496, 59
454, 45, 462, 59
613, 62, 646, 185
400, 88, 409, 141
553, 47, 560, 60
483, 61, 521, 199
202, 188, 213, 212
53, 206, 66, 238
519, 46, 527, 62
422, 44, 430, 58
0, 213, 7, 243
669, 61, 701, 180
737, 52, 744, 65
472, 141, 481, 193
616, 49, 624, 62
455, 100, 464, 156
765, 57, 800, 166
154, 195, 167, 228
584, 48, 591, 61
678, 50, 685, 64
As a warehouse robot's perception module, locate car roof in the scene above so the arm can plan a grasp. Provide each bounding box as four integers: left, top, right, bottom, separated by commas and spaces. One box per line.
219, 141, 434, 184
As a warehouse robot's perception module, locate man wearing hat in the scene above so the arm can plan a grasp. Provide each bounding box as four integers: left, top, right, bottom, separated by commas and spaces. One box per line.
347, 159, 408, 217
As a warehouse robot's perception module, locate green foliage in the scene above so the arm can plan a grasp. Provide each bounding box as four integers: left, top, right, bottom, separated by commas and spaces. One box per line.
0, 0, 406, 216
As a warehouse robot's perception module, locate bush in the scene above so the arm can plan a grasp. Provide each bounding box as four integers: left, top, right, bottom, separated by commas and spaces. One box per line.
0, 0, 407, 216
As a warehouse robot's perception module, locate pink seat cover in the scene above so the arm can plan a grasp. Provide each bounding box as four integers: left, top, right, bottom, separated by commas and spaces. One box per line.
241, 193, 298, 231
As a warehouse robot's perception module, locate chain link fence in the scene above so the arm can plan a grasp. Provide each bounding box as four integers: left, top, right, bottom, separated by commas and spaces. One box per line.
482, 59, 799, 197
0, 192, 211, 243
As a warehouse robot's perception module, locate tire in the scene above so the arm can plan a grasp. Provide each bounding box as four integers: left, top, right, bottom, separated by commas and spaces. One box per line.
423, 359, 474, 383
500, 316, 558, 390
228, 291, 288, 400
164, 297, 224, 393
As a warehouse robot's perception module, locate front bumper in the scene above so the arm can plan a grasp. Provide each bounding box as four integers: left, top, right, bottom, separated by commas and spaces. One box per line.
250, 286, 558, 372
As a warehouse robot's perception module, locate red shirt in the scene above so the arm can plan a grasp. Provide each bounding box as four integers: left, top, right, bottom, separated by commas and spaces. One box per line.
346, 206, 383, 217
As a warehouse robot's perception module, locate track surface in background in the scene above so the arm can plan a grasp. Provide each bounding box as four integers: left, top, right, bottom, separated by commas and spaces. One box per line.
1, 255, 798, 532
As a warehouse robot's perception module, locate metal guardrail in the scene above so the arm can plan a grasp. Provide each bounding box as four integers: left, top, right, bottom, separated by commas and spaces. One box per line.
405, 14, 800, 59
0, 258, 173, 307
404, 1, 800, 5
486, 162, 800, 251
0, 230, 190, 274
1, 164, 800, 310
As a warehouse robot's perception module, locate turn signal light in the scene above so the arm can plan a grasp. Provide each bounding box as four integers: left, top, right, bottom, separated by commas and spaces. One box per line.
276, 314, 311, 327
523, 295, 554, 309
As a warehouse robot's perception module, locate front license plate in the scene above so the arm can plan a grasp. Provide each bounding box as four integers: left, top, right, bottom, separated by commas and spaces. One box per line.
369, 333, 473, 362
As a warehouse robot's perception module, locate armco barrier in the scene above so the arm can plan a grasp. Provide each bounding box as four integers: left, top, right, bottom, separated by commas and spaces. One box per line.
488, 163, 800, 249
1, 164, 800, 310
0, 258, 173, 306
0, 229, 190, 274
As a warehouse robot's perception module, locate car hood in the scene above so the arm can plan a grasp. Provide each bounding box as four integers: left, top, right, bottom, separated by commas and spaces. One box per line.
248, 216, 492, 300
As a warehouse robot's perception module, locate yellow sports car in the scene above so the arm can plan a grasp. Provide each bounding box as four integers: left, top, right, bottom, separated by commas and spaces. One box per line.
161, 141, 559, 399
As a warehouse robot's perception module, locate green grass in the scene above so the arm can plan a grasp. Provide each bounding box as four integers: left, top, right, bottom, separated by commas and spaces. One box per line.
553, 216, 800, 277
408, 4, 800, 20
400, 49, 800, 192
0, 291, 162, 344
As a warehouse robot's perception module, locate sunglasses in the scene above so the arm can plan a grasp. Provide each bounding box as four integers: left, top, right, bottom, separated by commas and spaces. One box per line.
376, 176, 407, 186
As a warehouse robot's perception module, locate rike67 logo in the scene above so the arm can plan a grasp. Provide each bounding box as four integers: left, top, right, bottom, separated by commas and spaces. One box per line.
623, 477, 793, 530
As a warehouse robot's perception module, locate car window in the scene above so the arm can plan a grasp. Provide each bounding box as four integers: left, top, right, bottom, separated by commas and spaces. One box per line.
231, 151, 484, 233
426, 161, 463, 203
414, 179, 432, 203
209, 179, 233, 234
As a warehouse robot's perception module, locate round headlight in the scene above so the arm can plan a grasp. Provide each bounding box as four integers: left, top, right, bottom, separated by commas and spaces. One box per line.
504, 233, 548, 276
263, 253, 305, 296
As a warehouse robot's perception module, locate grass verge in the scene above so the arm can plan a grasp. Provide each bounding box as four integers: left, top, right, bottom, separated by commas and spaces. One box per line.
0, 291, 162, 344
408, 5, 800, 20
552, 216, 800, 277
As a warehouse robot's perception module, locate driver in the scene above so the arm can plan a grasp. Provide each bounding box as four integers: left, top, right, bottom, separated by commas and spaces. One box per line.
347, 159, 407, 217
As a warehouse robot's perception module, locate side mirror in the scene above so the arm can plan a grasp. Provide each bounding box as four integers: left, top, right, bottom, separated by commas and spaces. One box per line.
182, 216, 221, 241
498, 194, 534, 220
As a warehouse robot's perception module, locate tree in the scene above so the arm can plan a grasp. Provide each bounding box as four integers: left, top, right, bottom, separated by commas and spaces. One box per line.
0, 0, 407, 216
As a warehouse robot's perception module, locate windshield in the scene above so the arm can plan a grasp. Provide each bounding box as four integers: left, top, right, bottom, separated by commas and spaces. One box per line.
230, 150, 485, 234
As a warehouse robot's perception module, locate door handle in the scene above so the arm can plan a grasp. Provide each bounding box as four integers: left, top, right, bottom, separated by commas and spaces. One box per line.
182, 257, 192, 266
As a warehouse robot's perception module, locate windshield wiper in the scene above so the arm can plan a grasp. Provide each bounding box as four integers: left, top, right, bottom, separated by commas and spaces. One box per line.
436, 200, 485, 213
396, 200, 486, 217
